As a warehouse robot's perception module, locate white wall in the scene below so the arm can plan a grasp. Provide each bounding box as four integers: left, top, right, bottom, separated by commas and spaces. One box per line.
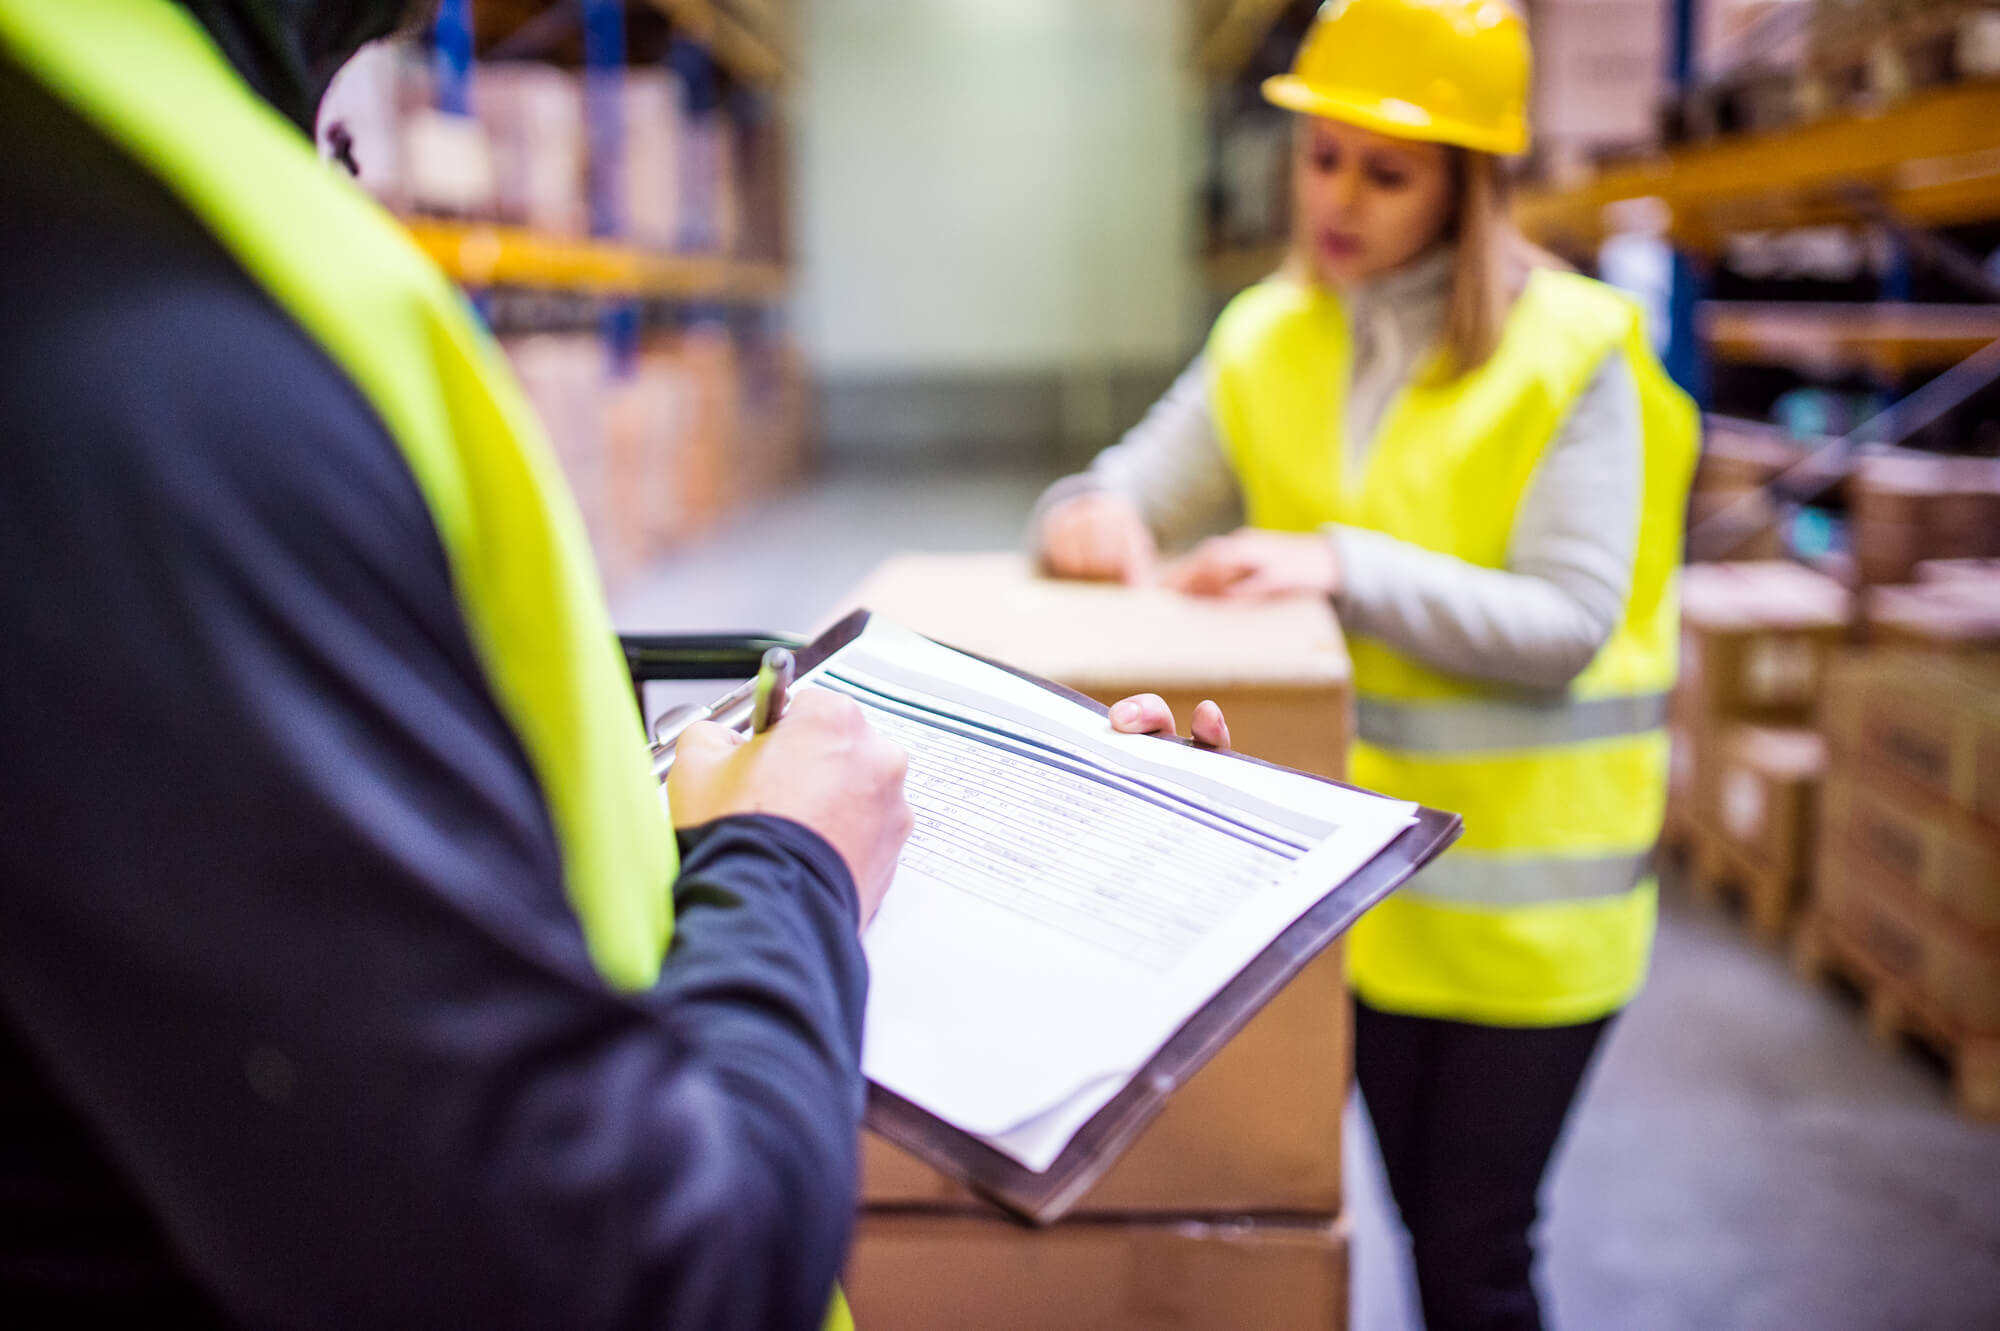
795, 0, 1202, 378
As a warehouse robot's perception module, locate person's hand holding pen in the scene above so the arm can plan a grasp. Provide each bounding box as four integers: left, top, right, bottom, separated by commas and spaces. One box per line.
668, 649, 913, 929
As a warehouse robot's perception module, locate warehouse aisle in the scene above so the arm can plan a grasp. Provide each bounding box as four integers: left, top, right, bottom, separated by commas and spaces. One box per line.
615, 467, 2000, 1331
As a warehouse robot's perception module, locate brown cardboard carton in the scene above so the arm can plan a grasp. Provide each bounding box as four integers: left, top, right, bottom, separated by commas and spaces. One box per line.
1823, 771, 2000, 934
1850, 456, 2000, 585
835, 553, 1354, 1215
1867, 579, 2000, 655
1705, 725, 1826, 877
833, 553, 1353, 779
1816, 852, 2000, 1034
861, 943, 1349, 1215
1679, 562, 1852, 724
845, 1215, 1349, 1331
1823, 652, 2000, 828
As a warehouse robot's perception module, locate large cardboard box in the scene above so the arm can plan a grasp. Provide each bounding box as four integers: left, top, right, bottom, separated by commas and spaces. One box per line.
1849, 455, 2000, 586
1704, 725, 1827, 878
845, 1215, 1349, 1331
1823, 770, 2000, 934
1680, 562, 1852, 725
862, 943, 1349, 1215
1822, 651, 2000, 831
835, 553, 1353, 780
1816, 850, 2000, 1034
836, 553, 1355, 1216
1866, 578, 2000, 655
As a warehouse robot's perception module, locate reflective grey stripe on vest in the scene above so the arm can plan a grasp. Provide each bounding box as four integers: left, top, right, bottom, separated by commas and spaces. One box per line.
1403, 850, 1654, 907
1355, 692, 1670, 754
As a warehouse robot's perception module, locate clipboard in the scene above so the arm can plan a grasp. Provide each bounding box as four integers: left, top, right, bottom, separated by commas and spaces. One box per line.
628, 609, 1462, 1227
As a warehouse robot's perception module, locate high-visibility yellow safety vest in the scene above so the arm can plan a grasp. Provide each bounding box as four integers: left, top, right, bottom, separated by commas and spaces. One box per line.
1209, 269, 1697, 1027
0, 3, 851, 1326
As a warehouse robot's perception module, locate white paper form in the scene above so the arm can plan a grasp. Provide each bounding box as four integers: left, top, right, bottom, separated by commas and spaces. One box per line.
808, 620, 1417, 1171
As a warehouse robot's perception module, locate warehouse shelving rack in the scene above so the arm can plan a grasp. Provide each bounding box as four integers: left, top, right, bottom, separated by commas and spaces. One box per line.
408, 0, 794, 309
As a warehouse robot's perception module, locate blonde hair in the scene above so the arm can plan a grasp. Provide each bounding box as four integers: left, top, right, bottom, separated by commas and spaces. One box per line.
1286, 141, 1567, 380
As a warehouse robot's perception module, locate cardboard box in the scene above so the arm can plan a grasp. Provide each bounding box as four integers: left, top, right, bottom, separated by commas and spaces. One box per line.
845, 1215, 1349, 1331
1823, 769, 2000, 933
836, 554, 1355, 1215
1816, 850, 2000, 1034
1705, 725, 1827, 877
862, 943, 1349, 1215
834, 553, 1353, 780
1850, 455, 2000, 586
1867, 578, 2000, 655
473, 64, 586, 237
1822, 651, 2000, 830
1680, 562, 1853, 724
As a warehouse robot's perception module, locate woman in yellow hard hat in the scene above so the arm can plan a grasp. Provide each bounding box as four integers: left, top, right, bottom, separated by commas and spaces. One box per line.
1035, 2, 1697, 1327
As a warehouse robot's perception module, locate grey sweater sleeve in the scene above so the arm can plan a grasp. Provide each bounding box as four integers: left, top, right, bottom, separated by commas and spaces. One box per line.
1033, 348, 1643, 693
1030, 354, 1245, 553
1332, 351, 1643, 690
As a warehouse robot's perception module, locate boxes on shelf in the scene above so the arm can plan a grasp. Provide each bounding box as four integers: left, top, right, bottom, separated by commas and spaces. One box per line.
503, 331, 611, 562
1820, 650, 2000, 832
845, 1215, 1349, 1331
621, 69, 685, 251
1815, 847, 2000, 1035
1866, 574, 2000, 655
473, 63, 586, 237
1849, 454, 2000, 587
1823, 770, 2000, 933
1679, 561, 1853, 726
862, 943, 1350, 1216
1703, 724, 1827, 882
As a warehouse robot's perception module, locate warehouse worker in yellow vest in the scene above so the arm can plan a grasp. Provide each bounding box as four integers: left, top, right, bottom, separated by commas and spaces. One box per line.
1037, 3, 1698, 1328
0, 5, 1219, 1325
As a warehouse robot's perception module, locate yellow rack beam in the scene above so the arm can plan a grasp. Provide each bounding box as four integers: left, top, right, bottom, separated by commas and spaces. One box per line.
405, 220, 788, 303
645, 0, 788, 86
1704, 301, 2000, 376
1517, 81, 2000, 254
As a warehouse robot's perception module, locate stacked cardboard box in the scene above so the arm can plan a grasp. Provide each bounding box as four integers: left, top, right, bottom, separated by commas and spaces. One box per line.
501, 324, 802, 595
473, 64, 587, 237
832, 554, 1357, 1331
1812, 650, 2000, 1116
1848, 454, 2000, 587
316, 42, 758, 260
1866, 564, 2000, 653
1672, 562, 1850, 932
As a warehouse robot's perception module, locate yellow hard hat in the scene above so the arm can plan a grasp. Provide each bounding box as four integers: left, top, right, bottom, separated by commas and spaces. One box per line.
1262, 0, 1531, 156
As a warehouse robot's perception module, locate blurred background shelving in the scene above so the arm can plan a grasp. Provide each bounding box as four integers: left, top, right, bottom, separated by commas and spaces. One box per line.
319, 0, 804, 594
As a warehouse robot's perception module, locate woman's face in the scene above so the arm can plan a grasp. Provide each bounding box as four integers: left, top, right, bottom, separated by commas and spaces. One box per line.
1295, 117, 1457, 285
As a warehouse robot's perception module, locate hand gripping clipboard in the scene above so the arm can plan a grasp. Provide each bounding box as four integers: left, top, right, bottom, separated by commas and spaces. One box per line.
621, 609, 1463, 1226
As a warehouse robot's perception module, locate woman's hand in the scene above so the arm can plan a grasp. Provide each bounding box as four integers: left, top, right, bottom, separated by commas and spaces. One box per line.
1162, 527, 1342, 600
1038, 493, 1159, 585
1107, 694, 1231, 750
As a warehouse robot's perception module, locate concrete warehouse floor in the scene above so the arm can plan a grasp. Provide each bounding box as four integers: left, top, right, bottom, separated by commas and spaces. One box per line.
614, 465, 2000, 1331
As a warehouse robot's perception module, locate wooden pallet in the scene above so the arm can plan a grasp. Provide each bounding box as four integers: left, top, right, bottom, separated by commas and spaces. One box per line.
1686, 825, 1802, 945
1794, 911, 2000, 1122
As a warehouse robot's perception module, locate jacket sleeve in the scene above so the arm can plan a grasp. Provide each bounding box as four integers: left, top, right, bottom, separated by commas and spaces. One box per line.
0, 155, 866, 1329
1028, 354, 1246, 555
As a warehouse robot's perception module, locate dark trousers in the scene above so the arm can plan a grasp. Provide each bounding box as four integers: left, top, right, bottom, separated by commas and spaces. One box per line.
1354, 999, 1613, 1331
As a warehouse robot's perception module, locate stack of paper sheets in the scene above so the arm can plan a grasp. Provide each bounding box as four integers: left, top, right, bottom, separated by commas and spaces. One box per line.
804, 621, 1417, 1172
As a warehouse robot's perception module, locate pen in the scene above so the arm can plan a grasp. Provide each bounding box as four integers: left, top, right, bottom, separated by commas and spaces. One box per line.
751, 646, 795, 735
